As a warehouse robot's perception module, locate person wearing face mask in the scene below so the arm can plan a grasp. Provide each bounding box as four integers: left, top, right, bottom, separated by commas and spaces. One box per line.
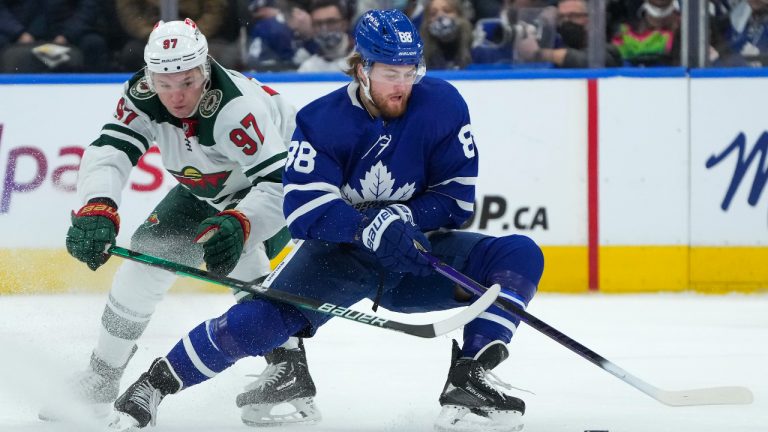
420, 0, 474, 69
610, 0, 681, 66
108, 10, 543, 431
515, 0, 622, 67
298, 0, 354, 72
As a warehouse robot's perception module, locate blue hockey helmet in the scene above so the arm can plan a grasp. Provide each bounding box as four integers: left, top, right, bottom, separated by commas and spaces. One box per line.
354, 9, 424, 66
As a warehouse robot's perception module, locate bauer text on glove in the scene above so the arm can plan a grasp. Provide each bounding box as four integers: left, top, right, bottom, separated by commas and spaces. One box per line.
355, 205, 432, 276
66, 199, 120, 271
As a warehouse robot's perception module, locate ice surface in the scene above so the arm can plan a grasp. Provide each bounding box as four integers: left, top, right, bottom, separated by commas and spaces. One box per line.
0, 292, 765, 432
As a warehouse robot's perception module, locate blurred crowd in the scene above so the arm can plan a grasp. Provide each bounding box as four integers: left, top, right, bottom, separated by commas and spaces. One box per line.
1, 0, 767, 73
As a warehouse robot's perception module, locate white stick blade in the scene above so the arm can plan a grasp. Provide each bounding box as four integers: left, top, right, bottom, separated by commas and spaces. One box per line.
432, 283, 501, 336
656, 386, 754, 406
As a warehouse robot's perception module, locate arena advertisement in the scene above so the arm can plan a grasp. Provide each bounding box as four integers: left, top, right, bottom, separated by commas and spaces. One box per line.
0, 79, 581, 249
690, 77, 768, 245
1, 73, 767, 293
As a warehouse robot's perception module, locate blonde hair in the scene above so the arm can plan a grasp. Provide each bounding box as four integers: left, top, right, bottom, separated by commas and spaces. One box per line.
344, 51, 364, 80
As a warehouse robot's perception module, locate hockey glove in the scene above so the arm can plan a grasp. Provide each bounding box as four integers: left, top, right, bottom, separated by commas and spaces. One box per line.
356, 204, 433, 276
66, 199, 120, 271
195, 209, 251, 275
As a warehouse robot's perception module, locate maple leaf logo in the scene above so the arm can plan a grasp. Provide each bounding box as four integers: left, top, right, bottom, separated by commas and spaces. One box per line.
341, 161, 415, 204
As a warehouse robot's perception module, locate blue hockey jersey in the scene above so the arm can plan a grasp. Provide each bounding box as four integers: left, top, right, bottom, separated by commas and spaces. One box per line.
283, 76, 478, 243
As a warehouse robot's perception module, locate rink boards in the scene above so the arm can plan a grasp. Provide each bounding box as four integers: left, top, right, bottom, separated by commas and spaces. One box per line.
0, 69, 766, 294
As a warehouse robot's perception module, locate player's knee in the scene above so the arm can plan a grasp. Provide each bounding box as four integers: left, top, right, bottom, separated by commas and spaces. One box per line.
111, 260, 175, 308
211, 300, 306, 358
494, 234, 544, 287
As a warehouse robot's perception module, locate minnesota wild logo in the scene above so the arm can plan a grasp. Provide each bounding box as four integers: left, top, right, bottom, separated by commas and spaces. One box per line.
130, 77, 155, 100
145, 212, 160, 226
199, 89, 223, 118
168, 166, 231, 198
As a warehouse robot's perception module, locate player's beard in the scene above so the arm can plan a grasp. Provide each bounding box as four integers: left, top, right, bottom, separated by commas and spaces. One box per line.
370, 84, 412, 119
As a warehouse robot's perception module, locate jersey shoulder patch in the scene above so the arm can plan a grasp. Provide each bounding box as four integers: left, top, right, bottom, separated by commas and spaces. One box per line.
125, 71, 164, 120
199, 89, 223, 118
128, 75, 155, 100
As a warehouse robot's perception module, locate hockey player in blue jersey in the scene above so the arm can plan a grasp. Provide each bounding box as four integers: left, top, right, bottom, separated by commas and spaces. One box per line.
109, 9, 544, 432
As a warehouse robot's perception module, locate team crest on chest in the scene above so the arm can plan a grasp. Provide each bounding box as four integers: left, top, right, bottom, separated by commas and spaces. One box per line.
129, 77, 155, 100
341, 161, 415, 204
199, 89, 223, 118
168, 166, 231, 198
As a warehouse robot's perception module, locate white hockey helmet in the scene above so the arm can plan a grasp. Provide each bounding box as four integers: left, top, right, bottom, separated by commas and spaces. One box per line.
143, 18, 210, 89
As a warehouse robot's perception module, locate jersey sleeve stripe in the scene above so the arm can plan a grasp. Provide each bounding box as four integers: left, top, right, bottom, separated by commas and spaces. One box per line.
244, 152, 287, 178
284, 182, 341, 195
91, 135, 144, 165
251, 167, 283, 185
285, 193, 340, 228
429, 176, 477, 187
102, 123, 150, 151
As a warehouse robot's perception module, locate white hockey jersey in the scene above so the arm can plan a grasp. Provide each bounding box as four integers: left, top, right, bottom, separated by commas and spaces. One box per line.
77, 60, 296, 246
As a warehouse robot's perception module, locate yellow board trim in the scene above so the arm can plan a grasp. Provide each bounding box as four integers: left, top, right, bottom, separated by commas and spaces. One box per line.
1, 246, 766, 294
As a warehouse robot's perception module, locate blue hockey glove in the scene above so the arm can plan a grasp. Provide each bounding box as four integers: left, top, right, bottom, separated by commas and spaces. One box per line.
195, 209, 251, 276
356, 204, 433, 276
66, 199, 120, 271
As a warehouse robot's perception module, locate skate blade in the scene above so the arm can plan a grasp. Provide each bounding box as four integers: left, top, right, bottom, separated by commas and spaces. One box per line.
241, 397, 321, 427
434, 405, 524, 432
107, 412, 142, 432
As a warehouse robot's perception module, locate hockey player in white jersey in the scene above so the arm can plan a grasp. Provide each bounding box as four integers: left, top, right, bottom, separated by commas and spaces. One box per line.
39, 18, 320, 426
107, 10, 543, 432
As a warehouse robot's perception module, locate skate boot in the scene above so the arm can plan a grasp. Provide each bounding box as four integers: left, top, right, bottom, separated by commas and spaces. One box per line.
237, 340, 321, 426
434, 340, 525, 432
108, 357, 182, 431
38, 346, 137, 421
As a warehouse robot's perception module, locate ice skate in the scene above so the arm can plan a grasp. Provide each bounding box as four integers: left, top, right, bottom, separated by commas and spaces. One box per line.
109, 357, 181, 431
38, 347, 136, 422
434, 340, 525, 432
237, 340, 321, 426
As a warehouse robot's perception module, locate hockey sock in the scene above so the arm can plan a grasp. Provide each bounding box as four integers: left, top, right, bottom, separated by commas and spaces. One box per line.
94, 261, 177, 367
166, 299, 308, 388
461, 270, 537, 359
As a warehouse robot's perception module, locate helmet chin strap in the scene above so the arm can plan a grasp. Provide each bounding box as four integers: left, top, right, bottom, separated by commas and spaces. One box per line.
360, 69, 375, 107
180, 76, 211, 118
359, 66, 383, 117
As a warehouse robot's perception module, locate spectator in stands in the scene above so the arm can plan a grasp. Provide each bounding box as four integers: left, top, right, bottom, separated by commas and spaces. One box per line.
515, 0, 622, 67
0, 0, 46, 71
245, 0, 314, 71
420, 0, 474, 69
1, 0, 109, 73
610, 0, 680, 66
114, 0, 241, 71
297, 0, 353, 72
46, 0, 110, 71
355, 0, 423, 27
470, 0, 553, 66
711, 0, 768, 66
469, 0, 503, 23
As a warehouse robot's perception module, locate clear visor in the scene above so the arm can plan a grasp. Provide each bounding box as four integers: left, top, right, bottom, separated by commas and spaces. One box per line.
150, 70, 207, 94
364, 60, 427, 85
